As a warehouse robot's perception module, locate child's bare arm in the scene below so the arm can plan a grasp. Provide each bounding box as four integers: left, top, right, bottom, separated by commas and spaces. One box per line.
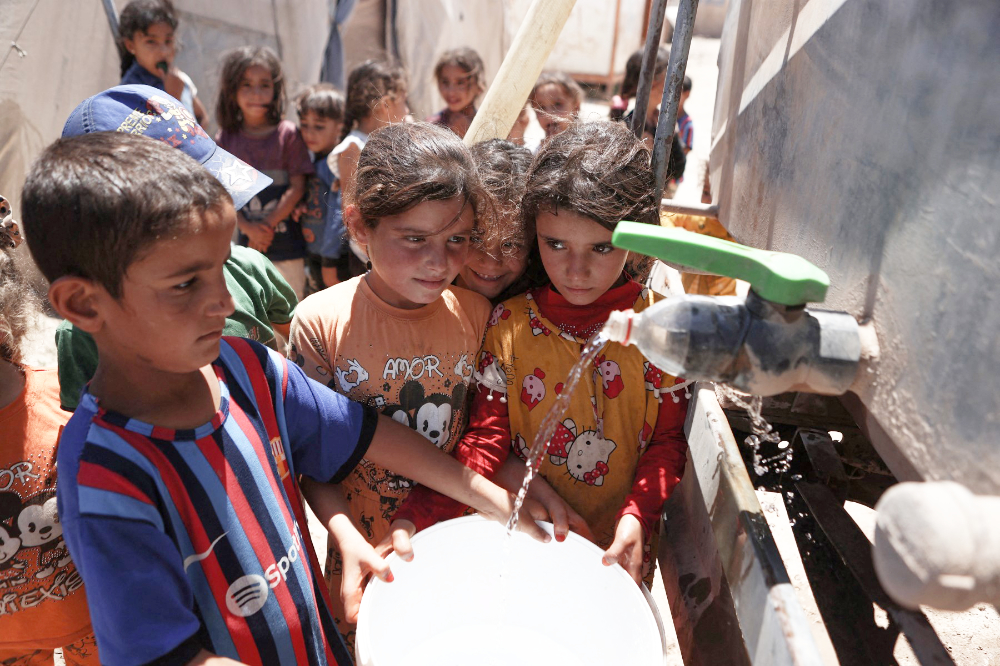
265, 174, 307, 230
366, 415, 550, 543
300, 479, 392, 622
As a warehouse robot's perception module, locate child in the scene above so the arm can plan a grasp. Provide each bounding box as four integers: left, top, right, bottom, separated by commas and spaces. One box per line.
52, 84, 297, 411
615, 47, 686, 192
296, 84, 347, 291
677, 75, 694, 154
118, 0, 206, 123
507, 103, 532, 147
529, 71, 583, 138
216, 46, 315, 299
0, 197, 100, 665
21, 133, 542, 666
393, 121, 691, 586
426, 47, 485, 139
455, 139, 535, 303
328, 59, 409, 277
289, 122, 498, 647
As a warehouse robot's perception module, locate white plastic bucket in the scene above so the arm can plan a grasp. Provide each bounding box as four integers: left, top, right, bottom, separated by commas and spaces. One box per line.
356, 515, 668, 666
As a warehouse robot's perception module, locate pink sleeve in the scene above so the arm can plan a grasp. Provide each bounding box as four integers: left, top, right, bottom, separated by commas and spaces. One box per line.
616, 383, 689, 541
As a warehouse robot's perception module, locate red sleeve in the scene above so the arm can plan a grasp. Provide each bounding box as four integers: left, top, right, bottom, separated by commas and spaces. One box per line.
616, 387, 689, 541
392, 385, 512, 531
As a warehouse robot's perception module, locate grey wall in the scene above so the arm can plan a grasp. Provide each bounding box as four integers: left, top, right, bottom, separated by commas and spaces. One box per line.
711, 0, 1000, 492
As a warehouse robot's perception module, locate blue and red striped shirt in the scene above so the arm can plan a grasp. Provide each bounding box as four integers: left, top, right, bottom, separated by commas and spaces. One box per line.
57, 338, 377, 665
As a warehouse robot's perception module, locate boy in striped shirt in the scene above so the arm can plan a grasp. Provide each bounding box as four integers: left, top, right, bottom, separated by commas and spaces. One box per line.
21, 133, 538, 666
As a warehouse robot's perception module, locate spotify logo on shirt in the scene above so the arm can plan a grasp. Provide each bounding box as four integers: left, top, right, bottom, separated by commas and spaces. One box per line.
226, 574, 269, 617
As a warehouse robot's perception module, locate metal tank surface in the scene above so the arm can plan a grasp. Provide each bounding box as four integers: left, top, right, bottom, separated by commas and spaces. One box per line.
709, 0, 1000, 493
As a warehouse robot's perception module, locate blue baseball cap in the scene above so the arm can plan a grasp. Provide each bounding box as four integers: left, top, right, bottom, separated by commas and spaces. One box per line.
62, 85, 271, 210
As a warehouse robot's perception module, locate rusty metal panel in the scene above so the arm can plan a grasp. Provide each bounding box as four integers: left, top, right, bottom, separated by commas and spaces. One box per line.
667, 384, 826, 664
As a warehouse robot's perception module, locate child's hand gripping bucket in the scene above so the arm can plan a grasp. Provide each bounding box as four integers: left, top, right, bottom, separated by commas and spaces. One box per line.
356, 515, 668, 665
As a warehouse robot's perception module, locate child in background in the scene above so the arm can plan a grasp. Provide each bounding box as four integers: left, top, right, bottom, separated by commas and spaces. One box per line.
393, 121, 691, 586
529, 71, 583, 138
329, 60, 409, 277
52, 84, 296, 411
296, 83, 347, 291
426, 47, 485, 139
216, 46, 314, 298
292, 122, 552, 647
455, 139, 535, 304
117, 0, 206, 123
677, 75, 694, 153
615, 47, 686, 193
23, 133, 542, 666
0, 197, 99, 666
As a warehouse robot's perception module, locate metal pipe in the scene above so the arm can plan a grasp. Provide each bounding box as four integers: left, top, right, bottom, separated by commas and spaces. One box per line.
631, 0, 669, 139
660, 200, 718, 218
651, 0, 700, 202
101, 0, 120, 42
464, 0, 578, 146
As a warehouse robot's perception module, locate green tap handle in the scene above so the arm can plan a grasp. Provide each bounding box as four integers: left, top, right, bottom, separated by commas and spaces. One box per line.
613, 221, 829, 306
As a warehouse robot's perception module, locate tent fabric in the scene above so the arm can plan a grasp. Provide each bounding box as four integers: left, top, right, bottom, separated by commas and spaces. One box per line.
0, 0, 330, 220
319, 0, 358, 89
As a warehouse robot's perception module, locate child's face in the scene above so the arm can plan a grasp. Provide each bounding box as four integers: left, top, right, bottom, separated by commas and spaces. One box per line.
533, 84, 580, 137
299, 111, 343, 156
373, 92, 410, 126
536, 210, 628, 306
437, 64, 479, 112
124, 22, 176, 77
354, 198, 474, 309
237, 65, 275, 127
459, 232, 530, 300
93, 205, 236, 375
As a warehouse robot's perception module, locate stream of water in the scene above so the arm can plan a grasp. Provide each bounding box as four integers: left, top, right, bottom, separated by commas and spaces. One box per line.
505, 332, 608, 535
715, 384, 791, 476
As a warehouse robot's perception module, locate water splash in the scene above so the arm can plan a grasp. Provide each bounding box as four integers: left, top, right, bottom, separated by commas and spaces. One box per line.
506, 332, 607, 535
715, 384, 791, 476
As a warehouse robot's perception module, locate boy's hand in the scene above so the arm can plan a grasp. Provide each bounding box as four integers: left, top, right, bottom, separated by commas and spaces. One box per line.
338, 527, 393, 623
602, 514, 645, 585
495, 458, 594, 543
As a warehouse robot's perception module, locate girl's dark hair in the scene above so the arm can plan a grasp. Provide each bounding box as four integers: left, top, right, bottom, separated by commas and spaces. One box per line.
350, 122, 488, 232
529, 71, 584, 107
117, 0, 178, 77
470, 139, 537, 302
216, 46, 285, 133
343, 60, 408, 140
296, 83, 346, 122
522, 121, 659, 283
433, 47, 486, 96
620, 46, 670, 99
470, 139, 532, 252
0, 248, 38, 364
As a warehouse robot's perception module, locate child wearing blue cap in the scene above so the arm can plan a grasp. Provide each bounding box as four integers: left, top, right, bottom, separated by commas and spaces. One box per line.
21, 132, 545, 666
118, 0, 207, 124
55, 85, 298, 411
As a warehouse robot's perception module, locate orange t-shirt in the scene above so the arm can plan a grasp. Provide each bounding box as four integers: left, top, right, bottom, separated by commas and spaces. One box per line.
0, 367, 93, 650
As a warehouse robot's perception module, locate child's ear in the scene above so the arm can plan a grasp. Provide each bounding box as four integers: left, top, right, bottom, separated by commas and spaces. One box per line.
48, 277, 106, 334
344, 205, 369, 246
122, 37, 136, 56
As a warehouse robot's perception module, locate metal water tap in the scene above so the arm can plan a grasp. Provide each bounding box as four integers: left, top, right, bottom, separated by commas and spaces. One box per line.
604, 222, 866, 396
